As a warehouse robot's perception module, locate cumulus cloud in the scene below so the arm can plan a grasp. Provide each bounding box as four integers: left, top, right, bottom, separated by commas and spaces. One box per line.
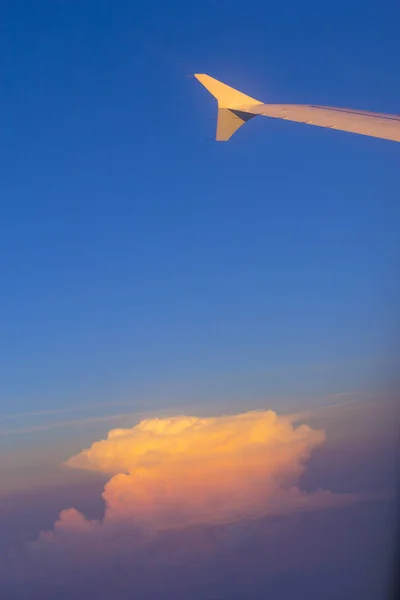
0, 409, 373, 598
57, 410, 357, 533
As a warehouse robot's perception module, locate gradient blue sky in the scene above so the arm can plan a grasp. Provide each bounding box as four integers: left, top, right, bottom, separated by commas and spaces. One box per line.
1, 0, 399, 426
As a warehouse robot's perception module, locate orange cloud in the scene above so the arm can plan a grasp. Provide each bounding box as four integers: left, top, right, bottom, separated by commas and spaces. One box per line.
60, 410, 356, 531
1, 405, 393, 600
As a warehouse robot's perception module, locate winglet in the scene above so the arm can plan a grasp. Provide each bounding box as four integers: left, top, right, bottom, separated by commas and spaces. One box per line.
194, 74, 262, 141
194, 74, 262, 108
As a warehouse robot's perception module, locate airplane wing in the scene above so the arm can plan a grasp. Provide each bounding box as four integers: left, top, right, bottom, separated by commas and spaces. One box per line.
194, 74, 400, 143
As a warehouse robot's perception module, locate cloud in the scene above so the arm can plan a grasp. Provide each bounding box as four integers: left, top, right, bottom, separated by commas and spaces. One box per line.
57, 409, 357, 532
0, 408, 384, 599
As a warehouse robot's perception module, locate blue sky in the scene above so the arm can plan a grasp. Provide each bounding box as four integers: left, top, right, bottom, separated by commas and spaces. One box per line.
0, 0, 399, 421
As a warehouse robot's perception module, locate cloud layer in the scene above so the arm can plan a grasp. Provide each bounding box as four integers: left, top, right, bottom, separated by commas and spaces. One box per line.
1, 407, 388, 599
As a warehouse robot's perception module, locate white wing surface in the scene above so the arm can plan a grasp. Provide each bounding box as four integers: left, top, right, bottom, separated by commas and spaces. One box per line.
194, 74, 400, 143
